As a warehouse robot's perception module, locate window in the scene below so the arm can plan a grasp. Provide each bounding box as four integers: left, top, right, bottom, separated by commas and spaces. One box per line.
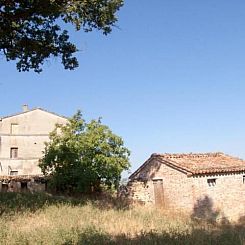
21, 182, 27, 190
2, 183, 8, 192
10, 170, 18, 176
10, 147, 18, 159
243, 176, 245, 184
207, 178, 216, 186
10, 123, 19, 134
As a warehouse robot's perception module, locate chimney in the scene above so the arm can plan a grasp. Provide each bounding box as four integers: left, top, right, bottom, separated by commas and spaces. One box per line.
22, 104, 29, 112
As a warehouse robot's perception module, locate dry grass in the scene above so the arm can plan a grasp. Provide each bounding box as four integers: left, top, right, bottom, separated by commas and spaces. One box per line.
0, 192, 244, 244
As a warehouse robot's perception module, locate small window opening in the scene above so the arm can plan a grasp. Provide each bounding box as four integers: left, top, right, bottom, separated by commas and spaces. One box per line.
2, 183, 8, 192
243, 176, 245, 184
10, 170, 18, 176
207, 178, 216, 187
11, 123, 19, 134
21, 182, 27, 190
10, 148, 18, 159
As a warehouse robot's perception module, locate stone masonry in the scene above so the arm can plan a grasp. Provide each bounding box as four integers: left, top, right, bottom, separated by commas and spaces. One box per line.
128, 153, 245, 221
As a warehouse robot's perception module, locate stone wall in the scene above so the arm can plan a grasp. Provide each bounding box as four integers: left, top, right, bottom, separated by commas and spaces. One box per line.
127, 180, 153, 205
128, 158, 194, 211
191, 173, 245, 221
0, 176, 46, 193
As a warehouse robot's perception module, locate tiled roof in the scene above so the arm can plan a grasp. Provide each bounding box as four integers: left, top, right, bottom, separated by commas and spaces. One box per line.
130, 152, 245, 178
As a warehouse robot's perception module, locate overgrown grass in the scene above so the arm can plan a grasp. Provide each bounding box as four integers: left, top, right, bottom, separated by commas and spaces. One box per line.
0, 192, 244, 244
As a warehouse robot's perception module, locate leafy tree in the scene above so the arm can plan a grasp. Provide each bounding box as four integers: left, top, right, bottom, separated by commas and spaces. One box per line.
0, 0, 123, 72
39, 111, 130, 193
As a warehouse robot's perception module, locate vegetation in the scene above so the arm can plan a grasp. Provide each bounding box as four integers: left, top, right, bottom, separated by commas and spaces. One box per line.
39, 111, 130, 193
0, 192, 244, 244
0, 0, 123, 72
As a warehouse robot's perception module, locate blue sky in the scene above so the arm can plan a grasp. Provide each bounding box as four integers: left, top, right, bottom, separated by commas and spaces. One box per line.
1, 1, 245, 176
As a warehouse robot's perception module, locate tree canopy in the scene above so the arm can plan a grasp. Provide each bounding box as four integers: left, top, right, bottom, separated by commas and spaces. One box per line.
0, 0, 123, 72
39, 111, 130, 193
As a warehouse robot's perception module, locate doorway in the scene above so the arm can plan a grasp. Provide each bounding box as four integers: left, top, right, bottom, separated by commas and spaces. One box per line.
153, 179, 164, 207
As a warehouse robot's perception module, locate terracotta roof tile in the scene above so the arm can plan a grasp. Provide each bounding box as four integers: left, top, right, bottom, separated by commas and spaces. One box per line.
130, 152, 245, 179
155, 152, 245, 175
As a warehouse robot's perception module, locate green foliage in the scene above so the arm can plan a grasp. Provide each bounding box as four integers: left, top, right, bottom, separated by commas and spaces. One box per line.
0, 0, 123, 72
39, 111, 130, 193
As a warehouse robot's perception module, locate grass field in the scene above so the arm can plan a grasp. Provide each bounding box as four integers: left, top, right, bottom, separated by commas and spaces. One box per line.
0, 192, 244, 244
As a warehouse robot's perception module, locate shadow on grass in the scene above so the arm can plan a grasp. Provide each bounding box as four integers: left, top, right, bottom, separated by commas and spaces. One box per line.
0, 192, 78, 216
62, 226, 245, 245
0, 193, 245, 244
0, 191, 131, 216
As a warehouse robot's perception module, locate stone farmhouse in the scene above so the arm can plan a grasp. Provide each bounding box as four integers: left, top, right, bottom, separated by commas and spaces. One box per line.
0, 106, 67, 191
128, 152, 245, 221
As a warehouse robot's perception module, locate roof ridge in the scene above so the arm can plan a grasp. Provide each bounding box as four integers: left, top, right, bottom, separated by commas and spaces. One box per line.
152, 152, 225, 159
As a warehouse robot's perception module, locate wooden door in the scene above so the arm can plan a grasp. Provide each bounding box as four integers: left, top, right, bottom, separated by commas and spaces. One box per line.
153, 179, 164, 207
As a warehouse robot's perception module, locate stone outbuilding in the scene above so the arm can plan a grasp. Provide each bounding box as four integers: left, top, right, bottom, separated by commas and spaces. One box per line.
128, 152, 245, 221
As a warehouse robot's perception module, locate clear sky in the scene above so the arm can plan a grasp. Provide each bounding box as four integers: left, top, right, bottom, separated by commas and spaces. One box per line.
1, 1, 245, 177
